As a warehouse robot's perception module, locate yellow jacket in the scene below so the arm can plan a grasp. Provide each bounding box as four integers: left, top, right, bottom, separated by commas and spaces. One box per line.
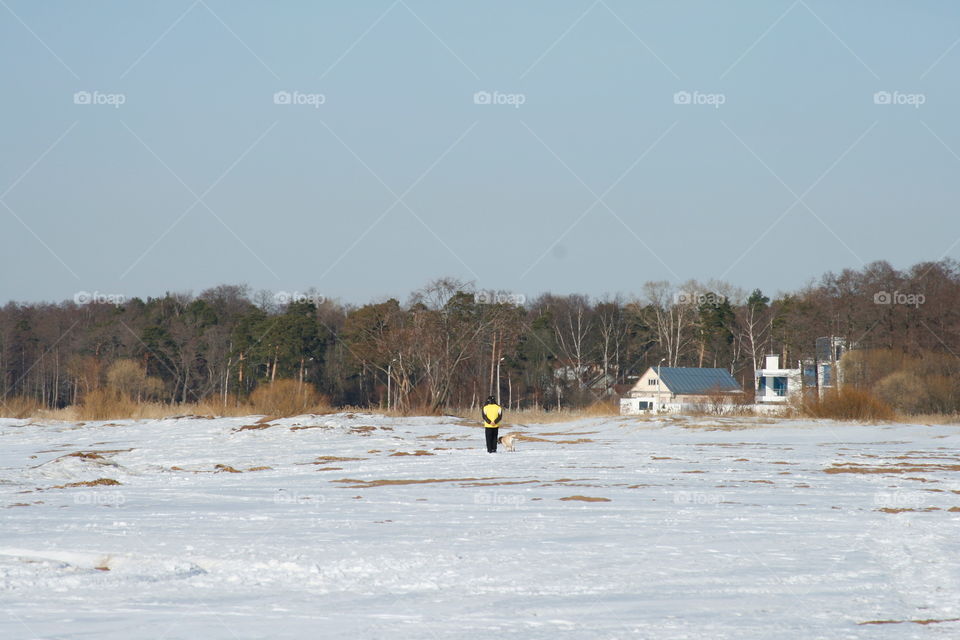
482, 402, 502, 427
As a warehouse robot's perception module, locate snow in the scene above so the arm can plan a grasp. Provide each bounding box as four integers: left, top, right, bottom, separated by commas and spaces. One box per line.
1, 412, 959, 639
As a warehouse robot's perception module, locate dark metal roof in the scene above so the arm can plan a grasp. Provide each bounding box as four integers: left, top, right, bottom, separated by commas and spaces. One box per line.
655, 367, 741, 395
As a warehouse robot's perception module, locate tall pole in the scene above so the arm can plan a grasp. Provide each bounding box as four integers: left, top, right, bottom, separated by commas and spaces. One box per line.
657, 358, 665, 412
496, 357, 503, 404
387, 361, 392, 411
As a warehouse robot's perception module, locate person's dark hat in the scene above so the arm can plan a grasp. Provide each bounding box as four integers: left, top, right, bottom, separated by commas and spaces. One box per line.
485, 395, 496, 405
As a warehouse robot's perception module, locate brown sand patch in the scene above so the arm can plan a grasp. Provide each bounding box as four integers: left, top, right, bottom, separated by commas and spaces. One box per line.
332, 477, 499, 489
389, 450, 435, 457
876, 507, 941, 513
860, 618, 960, 626
824, 463, 960, 475
214, 464, 241, 473
45, 449, 133, 464
67, 451, 106, 460
349, 426, 380, 435
289, 425, 332, 431
461, 480, 540, 487
681, 470, 706, 474
53, 478, 121, 488
651, 456, 676, 460
749, 480, 775, 484
559, 495, 611, 502
315, 456, 366, 463
235, 424, 271, 431
247, 466, 272, 472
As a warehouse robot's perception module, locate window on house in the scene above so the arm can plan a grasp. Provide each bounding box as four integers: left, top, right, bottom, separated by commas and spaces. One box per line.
648, 379, 658, 386
772, 376, 787, 396
638, 401, 652, 410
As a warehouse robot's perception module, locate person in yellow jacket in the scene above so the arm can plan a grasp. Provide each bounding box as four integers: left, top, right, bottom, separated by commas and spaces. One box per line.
481, 395, 503, 453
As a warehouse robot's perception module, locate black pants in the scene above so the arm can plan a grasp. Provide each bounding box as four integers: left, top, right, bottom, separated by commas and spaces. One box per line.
485, 427, 499, 453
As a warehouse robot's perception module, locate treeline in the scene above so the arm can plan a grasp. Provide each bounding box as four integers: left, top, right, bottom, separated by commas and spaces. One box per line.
2, 259, 960, 415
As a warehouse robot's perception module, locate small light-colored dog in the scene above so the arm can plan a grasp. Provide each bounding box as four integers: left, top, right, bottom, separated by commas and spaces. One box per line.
497, 433, 518, 452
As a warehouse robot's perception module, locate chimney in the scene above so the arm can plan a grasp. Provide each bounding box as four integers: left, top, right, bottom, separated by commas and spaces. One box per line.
765, 354, 780, 370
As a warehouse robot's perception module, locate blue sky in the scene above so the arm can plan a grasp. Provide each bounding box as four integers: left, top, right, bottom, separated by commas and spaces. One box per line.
2, 1, 959, 305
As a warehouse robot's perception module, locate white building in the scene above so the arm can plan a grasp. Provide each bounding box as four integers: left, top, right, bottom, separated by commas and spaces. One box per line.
815, 336, 848, 397
754, 354, 802, 405
620, 366, 742, 415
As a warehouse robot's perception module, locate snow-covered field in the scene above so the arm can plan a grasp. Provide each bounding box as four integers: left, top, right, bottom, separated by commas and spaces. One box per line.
2, 412, 959, 639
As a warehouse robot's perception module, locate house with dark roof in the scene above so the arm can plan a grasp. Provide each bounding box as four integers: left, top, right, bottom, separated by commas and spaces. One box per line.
620, 366, 743, 414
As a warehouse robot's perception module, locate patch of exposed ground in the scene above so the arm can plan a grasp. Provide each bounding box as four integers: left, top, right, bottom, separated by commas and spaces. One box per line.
52, 478, 121, 488
234, 424, 271, 432
824, 462, 960, 474
860, 618, 960, 626
331, 477, 501, 489
559, 495, 611, 502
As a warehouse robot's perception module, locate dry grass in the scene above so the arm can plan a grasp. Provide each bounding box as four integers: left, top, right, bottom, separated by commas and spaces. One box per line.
899, 413, 960, 425
802, 387, 895, 421
249, 380, 330, 418
0, 396, 44, 418
23, 395, 258, 421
